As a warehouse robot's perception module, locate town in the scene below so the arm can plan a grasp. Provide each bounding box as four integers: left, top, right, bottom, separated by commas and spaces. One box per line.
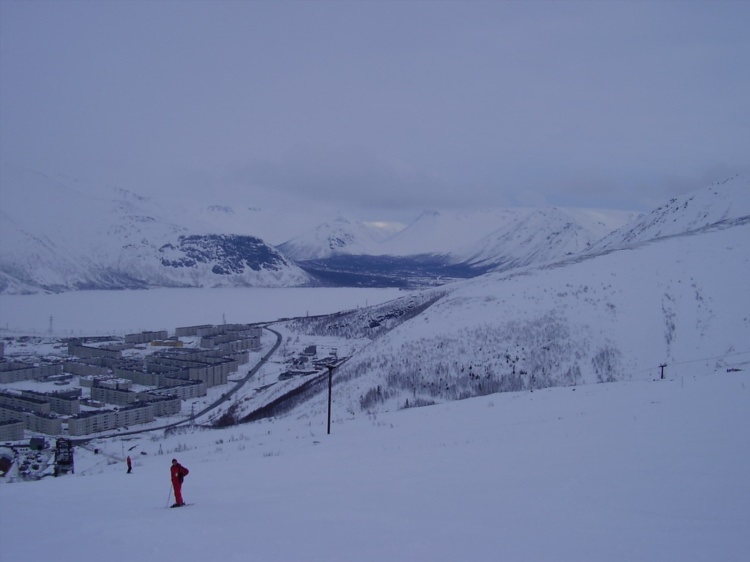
0, 323, 263, 440
0, 317, 353, 482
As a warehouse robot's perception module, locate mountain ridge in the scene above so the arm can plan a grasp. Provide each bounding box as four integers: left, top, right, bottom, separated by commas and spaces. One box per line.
2, 164, 745, 295
283, 209, 749, 417
0, 165, 312, 293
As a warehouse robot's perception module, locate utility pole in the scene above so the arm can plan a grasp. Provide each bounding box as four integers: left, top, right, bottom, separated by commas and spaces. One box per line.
659, 363, 667, 380
327, 365, 334, 435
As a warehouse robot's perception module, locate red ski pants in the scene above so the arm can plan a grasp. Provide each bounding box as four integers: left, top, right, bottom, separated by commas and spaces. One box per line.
172, 480, 184, 505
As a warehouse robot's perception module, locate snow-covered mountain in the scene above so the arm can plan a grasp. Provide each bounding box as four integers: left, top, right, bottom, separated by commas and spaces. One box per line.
0, 166, 312, 293
378, 208, 514, 256
1, 175, 749, 561
4, 163, 743, 297
589, 173, 750, 252
288, 207, 636, 265
0, 164, 638, 293
277, 214, 389, 260
376, 207, 637, 263
447, 206, 639, 269
281, 207, 638, 287
279, 175, 750, 416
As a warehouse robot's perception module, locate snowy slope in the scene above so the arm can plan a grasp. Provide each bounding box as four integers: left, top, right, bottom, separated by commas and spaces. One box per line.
1, 176, 749, 560
277, 214, 388, 260
1, 371, 747, 562
375, 207, 636, 267
0, 165, 312, 293
175, 200, 327, 246
281, 207, 636, 263
378, 208, 516, 256
4, 164, 744, 296
590, 173, 750, 251
0, 164, 638, 292
284, 182, 749, 417
450, 206, 639, 269
284, 207, 637, 288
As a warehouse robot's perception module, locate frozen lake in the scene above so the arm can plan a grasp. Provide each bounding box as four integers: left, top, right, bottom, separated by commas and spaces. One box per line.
0, 287, 405, 335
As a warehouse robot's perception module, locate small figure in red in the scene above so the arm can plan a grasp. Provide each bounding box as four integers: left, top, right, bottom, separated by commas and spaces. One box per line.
170, 458, 189, 507
126, 456, 132, 474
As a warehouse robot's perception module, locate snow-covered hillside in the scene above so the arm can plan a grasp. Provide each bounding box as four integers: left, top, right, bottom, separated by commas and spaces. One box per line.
277, 214, 389, 260
1, 175, 749, 561
590, 173, 750, 251
0, 164, 639, 293
283, 177, 750, 417
0, 165, 312, 293
1, 370, 747, 562
450, 206, 639, 269
378, 207, 636, 263
281, 207, 638, 288
277, 206, 636, 267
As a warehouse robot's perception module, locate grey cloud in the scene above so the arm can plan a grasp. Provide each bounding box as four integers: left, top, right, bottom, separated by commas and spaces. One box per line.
1, 0, 748, 220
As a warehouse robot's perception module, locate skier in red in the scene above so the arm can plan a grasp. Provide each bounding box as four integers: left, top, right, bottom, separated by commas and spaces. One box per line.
170, 458, 189, 507
126, 456, 132, 474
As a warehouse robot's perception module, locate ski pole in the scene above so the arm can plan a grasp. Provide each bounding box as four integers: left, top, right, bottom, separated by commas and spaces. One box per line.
166, 483, 173, 507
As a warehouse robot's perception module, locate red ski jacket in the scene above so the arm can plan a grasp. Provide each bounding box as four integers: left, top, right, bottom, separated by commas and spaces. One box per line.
170, 462, 189, 485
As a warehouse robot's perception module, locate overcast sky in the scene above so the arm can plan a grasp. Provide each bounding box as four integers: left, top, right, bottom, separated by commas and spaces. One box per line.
1, 0, 748, 223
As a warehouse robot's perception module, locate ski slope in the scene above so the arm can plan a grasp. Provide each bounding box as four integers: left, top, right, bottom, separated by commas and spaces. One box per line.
1, 370, 748, 561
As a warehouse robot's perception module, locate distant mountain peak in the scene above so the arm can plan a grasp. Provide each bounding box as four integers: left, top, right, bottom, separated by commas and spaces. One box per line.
590, 173, 749, 252
277, 215, 384, 261
0, 167, 312, 293
3, 163, 743, 294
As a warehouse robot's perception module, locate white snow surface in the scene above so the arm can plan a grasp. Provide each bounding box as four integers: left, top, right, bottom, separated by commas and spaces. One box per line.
1, 174, 749, 560
1, 371, 748, 562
